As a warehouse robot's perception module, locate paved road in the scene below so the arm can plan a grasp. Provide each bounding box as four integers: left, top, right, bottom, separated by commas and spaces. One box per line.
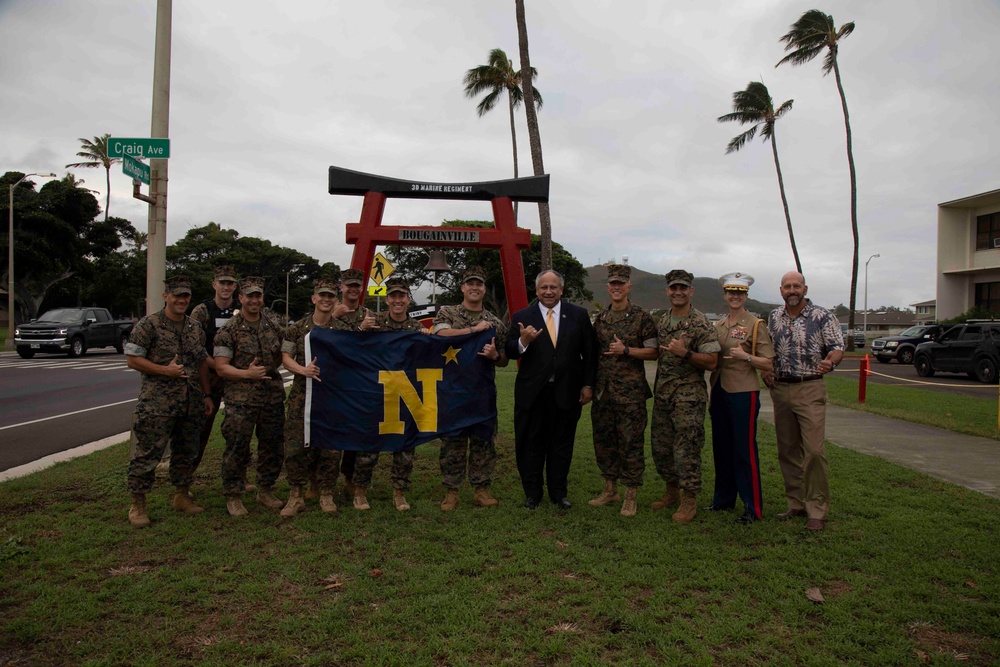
0, 351, 139, 472
0, 351, 295, 475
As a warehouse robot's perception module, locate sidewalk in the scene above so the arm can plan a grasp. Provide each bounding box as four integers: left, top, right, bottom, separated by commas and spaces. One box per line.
757, 391, 1000, 499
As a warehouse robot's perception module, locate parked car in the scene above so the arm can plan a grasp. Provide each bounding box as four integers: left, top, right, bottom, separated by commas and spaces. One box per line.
871, 324, 945, 365
14, 307, 134, 359
840, 323, 866, 348
913, 321, 1000, 383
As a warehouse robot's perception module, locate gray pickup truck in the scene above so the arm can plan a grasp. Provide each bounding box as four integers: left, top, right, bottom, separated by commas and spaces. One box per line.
14, 307, 134, 359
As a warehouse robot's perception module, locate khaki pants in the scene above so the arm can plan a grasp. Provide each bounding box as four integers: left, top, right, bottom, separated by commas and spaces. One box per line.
769, 381, 830, 520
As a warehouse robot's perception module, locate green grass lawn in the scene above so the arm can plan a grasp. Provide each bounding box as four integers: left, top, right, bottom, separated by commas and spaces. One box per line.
1, 366, 997, 665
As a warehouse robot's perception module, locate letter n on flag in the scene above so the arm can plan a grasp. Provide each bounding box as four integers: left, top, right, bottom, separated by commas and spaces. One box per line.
304, 329, 497, 451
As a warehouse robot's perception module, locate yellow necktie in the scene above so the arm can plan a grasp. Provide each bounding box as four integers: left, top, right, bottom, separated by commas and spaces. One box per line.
546, 308, 557, 347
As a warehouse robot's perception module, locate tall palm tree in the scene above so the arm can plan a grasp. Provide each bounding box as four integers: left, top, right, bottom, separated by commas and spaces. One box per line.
66, 134, 119, 221
777, 9, 858, 347
463, 48, 542, 224
718, 81, 801, 273
515, 0, 553, 271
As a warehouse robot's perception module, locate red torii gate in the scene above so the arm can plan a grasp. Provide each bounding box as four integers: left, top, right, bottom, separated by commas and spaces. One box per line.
329, 166, 549, 317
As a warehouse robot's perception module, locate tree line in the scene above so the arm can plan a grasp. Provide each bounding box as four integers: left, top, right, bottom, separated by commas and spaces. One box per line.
1, 172, 340, 324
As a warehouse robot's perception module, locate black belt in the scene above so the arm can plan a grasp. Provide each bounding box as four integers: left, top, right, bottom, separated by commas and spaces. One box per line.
776, 375, 823, 383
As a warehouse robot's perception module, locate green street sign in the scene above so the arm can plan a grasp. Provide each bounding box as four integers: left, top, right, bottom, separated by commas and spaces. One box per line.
123, 155, 150, 185
108, 137, 170, 159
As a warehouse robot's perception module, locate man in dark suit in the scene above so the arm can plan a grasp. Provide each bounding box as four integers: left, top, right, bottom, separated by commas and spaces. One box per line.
506, 270, 598, 509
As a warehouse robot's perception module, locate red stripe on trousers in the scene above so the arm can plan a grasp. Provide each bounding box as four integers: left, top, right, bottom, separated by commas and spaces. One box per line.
747, 392, 762, 518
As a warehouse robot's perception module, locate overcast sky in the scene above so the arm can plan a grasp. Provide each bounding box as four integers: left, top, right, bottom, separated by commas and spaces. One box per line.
2, 0, 997, 310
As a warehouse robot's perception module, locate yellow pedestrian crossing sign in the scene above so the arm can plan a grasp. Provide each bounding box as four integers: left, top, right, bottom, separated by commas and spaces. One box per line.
370, 252, 394, 285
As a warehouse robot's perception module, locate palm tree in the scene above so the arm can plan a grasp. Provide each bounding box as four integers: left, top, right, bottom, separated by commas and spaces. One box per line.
66, 134, 119, 221
777, 9, 858, 347
463, 48, 542, 224
718, 81, 801, 273
515, 0, 553, 271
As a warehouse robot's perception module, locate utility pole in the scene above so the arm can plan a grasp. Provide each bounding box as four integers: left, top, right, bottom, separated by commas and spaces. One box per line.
145, 0, 171, 315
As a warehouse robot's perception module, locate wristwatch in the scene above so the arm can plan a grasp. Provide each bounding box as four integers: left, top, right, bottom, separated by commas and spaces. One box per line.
683, 350, 693, 361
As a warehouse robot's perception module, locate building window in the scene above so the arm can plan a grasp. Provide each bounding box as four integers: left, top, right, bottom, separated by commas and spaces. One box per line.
974, 282, 1000, 314
975, 212, 1000, 250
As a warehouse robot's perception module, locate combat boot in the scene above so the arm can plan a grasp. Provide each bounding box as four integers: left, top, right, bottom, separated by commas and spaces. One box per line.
620, 487, 638, 517
227, 496, 249, 517
393, 489, 410, 511
588, 479, 621, 506
650, 484, 680, 510
171, 486, 204, 514
128, 493, 150, 528
353, 486, 371, 511
440, 488, 459, 511
319, 491, 338, 513
280, 485, 306, 518
256, 486, 283, 509
672, 490, 697, 524
473, 486, 499, 507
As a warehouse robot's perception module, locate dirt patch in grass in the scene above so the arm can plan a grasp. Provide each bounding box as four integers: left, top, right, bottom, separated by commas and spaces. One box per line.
0, 643, 37, 666
907, 621, 992, 664
824, 580, 853, 598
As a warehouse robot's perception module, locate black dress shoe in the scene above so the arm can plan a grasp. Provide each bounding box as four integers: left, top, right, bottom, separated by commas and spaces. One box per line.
734, 513, 758, 525
705, 503, 736, 512
523, 497, 540, 510
552, 497, 572, 510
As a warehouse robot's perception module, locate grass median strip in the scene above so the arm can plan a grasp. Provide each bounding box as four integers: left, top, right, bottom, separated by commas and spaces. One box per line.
1, 366, 997, 665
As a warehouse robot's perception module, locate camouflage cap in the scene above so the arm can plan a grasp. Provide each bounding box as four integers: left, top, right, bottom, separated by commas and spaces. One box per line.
213, 265, 238, 282
164, 275, 193, 296
665, 269, 694, 287
385, 276, 410, 295
239, 276, 265, 295
461, 266, 487, 283
719, 271, 754, 292
313, 278, 339, 296
607, 264, 631, 283
340, 268, 364, 286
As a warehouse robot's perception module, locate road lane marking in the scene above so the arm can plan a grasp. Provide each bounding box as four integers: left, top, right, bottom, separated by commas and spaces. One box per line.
0, 399, 138, 431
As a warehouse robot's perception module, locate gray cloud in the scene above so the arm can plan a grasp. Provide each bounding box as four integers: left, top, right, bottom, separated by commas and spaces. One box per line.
1, 0, 997, 310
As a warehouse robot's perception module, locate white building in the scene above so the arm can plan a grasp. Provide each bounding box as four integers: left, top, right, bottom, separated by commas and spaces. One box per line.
910, 299, 936, 324
936, 188, 1000, 320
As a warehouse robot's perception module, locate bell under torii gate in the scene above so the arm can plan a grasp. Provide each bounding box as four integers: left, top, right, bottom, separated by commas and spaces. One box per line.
329, 166, 549, 317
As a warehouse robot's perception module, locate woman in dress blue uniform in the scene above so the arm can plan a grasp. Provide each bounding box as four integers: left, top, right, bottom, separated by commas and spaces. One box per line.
707, 273, 774, 523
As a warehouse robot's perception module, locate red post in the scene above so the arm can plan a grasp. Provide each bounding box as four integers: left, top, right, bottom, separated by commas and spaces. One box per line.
858, 354, 869, 403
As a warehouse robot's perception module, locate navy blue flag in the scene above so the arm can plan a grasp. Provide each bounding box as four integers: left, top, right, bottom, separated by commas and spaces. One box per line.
304, 328, 498, 452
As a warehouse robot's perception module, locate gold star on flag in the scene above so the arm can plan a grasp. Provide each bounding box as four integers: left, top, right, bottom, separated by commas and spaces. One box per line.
442, 346, 460, 365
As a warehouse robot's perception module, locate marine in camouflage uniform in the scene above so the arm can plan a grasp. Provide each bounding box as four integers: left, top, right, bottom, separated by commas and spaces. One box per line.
650, 269, 721, 524
331, 268, 380, 495
352, 277, 431, 511
189, 264, 239, 471
432, 266, 509, 510
589, 264, 659, 516
124, 276, 213, 528
279, 278, 345, 518
214, 276, 286, 516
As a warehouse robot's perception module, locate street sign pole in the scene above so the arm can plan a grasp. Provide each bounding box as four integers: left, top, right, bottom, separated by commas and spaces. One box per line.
145, 0, 171, 316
